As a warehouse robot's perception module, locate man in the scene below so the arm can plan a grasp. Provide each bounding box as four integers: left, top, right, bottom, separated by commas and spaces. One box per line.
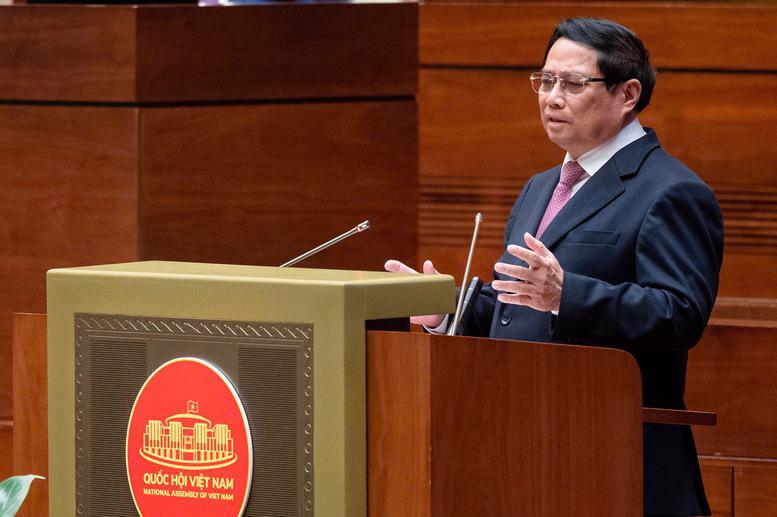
386, 18, 722, 517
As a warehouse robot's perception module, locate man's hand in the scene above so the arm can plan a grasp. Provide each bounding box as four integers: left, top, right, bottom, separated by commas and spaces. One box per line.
492, 233, 564, 313
384, 259, 446, 327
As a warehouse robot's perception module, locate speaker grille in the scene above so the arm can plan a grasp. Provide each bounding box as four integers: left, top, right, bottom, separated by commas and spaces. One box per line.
77, 336, 147, 517
75, 314, 313, 517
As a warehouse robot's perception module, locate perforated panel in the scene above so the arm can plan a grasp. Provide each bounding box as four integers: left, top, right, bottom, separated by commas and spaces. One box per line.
74, 314, 313, 517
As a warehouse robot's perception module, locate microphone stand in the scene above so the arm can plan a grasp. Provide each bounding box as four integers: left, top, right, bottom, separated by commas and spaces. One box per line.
279, 220, 370, 267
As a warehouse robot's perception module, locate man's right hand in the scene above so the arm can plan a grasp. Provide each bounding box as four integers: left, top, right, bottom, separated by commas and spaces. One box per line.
384, 259, 446, 328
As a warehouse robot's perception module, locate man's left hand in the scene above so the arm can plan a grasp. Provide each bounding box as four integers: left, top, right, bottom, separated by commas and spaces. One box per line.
492, 232, 564, 313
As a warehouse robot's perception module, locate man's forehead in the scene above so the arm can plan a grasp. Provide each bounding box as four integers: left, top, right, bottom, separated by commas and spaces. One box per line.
543, 37, 599, 74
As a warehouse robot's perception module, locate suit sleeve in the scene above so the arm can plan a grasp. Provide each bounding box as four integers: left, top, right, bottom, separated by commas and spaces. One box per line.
551, 180, 723, 352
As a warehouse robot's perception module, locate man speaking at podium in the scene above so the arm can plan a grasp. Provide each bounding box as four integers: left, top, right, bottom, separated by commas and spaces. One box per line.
386, 18, 722, 517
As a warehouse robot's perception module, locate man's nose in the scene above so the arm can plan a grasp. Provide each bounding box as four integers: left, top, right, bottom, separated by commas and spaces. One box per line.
546, 80, 566, 107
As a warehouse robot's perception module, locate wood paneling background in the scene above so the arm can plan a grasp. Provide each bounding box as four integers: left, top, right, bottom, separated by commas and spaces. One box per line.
0, 105, 139, 422
139, 101, 417, 270
134, 4, 417, 102
12, 314, 48, 517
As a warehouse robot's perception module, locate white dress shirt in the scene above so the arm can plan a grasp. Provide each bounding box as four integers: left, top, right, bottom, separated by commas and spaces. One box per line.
564, 118, 646, 196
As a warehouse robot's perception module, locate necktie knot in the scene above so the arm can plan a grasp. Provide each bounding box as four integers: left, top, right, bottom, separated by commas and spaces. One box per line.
535, 160, 586, 239
559, 160, 586, 188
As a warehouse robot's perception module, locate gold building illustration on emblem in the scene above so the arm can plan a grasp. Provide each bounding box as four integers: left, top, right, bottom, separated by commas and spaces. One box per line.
140, 400, 237, 469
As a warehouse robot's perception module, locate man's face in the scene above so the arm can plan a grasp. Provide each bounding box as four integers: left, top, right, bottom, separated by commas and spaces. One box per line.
539, 37, 628, 158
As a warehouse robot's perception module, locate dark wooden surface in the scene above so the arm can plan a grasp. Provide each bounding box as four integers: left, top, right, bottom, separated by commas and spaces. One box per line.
710, 296, 777, 325
687, 322, 777, 459
368, 330, 431, 517
642, 408, 716, 427
0, 3, 416, 103
689, 306, 777, 516
734, 465, 777, 517
0, 421, 11, 481
420, 3, 777, 69
700, 464, 733, 517
367, 331, 643, 517
12, 313, 48, 517
138, 100, 418, 270
0, 5, 136, 102
135, 3, 417, 102
0, 105, 139, 419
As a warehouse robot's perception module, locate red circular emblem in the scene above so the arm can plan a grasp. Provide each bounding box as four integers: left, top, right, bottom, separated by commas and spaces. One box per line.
126, 358, 253, 517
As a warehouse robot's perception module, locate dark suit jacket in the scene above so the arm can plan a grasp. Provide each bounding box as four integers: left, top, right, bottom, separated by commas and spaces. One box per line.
464, 129, 723, 516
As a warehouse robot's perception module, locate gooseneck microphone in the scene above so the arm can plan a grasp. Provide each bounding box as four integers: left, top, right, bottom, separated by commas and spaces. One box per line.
448, 213, 483, 336
279, 220, 370, 267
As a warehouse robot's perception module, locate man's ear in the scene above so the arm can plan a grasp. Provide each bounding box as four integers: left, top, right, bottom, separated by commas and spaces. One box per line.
621, 78, 642, 112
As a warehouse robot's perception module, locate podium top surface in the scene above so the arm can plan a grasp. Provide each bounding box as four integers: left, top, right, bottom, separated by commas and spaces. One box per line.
48, 261, 454, 321
49, 260, 452, 287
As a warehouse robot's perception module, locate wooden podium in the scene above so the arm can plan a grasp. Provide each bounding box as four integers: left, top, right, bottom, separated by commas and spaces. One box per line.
368, 331, 644, 517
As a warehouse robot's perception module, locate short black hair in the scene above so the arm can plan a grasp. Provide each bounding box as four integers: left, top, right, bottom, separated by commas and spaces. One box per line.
543, 18, 656, 113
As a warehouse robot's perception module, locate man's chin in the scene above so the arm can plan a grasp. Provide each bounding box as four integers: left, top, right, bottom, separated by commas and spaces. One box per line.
545, 130, 572, 151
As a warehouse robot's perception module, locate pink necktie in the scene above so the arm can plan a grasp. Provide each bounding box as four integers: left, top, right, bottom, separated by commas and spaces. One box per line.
535, 160, 587, 239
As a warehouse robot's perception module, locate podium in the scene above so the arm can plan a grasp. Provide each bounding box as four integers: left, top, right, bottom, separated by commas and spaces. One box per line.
368, 331, 643, 517
45, 260, 654, 517
47, 262, 453, 517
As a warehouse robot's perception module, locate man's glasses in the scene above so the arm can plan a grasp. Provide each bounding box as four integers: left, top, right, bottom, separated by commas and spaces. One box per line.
529, 72, 607, 95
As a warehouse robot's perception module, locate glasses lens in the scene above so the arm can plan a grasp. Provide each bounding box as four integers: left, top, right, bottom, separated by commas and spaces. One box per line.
530, 73, 555, 94
562, 73, 586, 94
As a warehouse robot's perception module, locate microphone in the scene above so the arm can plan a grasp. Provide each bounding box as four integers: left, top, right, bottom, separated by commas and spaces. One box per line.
452, 276, 483, 336
280, 220, 370, 267
448, 213, 483, 336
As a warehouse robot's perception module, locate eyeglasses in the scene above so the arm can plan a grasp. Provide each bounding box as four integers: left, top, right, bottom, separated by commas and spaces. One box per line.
529, 72, 607, 95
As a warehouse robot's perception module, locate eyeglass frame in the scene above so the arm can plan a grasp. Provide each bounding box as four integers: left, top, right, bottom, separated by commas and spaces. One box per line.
529, 71, 608, 95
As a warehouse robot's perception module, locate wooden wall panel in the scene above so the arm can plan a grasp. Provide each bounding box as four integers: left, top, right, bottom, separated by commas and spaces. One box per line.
139, 101, 418, 271
136, 3, 417, 102
734, 465, 777, 517
0, 3, 417, 103
12, 313, 47, 517
0, 6, 136, 101
700, 464, 733, 517
420, 69, 551, 180
0, 422, 11, 480
420, 3, 777, 69
0, 106, 139, 419
686, 323, 777, 458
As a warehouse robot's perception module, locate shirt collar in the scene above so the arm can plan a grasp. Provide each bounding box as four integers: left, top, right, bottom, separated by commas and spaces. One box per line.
562, 118, 647, 177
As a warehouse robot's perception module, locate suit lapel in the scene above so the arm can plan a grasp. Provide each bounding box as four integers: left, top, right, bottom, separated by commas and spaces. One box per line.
536, 128, 661, 249
538, 160, 624, 249
524, 169, 559, 238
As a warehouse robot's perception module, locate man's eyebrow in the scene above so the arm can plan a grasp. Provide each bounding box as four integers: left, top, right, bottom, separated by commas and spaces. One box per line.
541, 68, 588, 75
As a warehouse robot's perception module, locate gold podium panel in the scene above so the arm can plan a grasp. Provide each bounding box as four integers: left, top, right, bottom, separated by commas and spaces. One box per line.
47, 262, 453, 517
